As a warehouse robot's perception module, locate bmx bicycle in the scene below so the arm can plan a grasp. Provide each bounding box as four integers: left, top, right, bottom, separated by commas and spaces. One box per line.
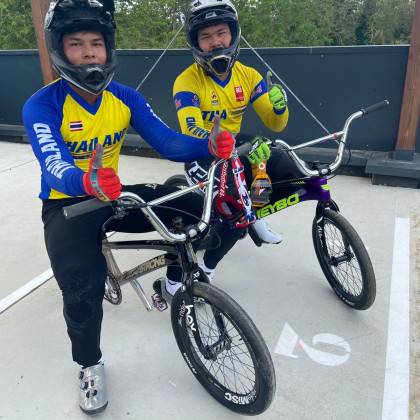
164, 101, 390, 310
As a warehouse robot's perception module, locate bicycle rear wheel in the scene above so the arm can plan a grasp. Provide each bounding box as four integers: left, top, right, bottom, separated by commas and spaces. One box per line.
171, 282, 275, 415
312, 208, 376, 310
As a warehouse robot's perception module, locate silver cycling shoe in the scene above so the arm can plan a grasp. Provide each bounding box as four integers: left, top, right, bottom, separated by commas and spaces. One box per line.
79, 362, 108, 415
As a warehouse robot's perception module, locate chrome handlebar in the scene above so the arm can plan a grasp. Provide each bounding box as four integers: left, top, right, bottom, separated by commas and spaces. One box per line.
117, 159, 224, 243
270, 100, 389, 177
63, 158, 225, 243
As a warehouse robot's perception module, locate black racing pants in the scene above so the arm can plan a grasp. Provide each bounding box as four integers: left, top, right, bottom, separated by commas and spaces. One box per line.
185, 146, 302, 270
42, 183, 203, 367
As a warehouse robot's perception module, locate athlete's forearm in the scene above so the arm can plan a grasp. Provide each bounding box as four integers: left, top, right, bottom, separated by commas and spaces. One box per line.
23, 114, 86, 196
128, 93, 210, 161
177, 107, 210, 139
149, 128, 210, 162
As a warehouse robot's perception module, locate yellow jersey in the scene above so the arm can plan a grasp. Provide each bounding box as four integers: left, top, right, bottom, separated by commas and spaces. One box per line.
173, 61, 288, 138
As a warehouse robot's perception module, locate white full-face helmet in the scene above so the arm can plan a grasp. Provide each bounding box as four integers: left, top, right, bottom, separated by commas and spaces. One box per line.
186, 0, 241, 76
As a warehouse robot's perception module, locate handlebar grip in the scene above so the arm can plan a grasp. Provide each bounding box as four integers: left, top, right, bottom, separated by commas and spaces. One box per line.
361, 100, 390, 115
62, 198, 111, 219
236, 142, 252, 157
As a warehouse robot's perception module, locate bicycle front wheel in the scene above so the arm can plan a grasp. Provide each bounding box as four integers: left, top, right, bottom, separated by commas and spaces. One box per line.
312, 208, 376, 310
171, 282, 275, 415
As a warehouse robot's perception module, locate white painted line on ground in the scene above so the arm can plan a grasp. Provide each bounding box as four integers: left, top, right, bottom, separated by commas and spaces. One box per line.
382, 217, 410, 420
0, 268, 53, 315
274, 323, 299, 358
274, 323, 351, 366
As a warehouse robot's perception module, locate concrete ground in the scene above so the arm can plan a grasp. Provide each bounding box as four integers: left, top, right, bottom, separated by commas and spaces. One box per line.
0, 141, 418, 420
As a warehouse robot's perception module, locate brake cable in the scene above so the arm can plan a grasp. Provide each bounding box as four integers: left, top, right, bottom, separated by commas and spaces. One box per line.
135, 24, 185, 92
240, 35, 331, 135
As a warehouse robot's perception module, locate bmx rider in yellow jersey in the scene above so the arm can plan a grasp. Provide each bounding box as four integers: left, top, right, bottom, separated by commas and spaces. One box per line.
172, 0, 301, 281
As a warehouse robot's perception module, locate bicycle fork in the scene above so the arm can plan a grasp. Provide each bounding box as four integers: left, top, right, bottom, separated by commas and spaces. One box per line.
315, 201, 355, 265
179, 241, 232, 360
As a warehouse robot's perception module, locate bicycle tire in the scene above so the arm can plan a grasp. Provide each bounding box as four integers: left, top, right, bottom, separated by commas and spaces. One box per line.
171, 282, 275, 415
312, 208, 376, 310
164, 174, 189, 189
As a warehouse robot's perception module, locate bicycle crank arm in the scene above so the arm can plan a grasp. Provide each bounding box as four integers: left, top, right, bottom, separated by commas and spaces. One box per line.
130, 278, 153, 311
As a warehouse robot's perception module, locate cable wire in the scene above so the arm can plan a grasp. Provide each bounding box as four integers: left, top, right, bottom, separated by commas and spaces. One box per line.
131, 23, 332, 137
241, 35, 331, 135
135, 24, 185, 91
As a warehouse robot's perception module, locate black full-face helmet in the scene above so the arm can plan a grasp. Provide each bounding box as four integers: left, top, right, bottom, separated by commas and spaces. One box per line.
44, 0, 117, 95
186, 0, 241, 76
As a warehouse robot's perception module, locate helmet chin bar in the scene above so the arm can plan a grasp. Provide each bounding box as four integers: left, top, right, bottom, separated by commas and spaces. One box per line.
59, 64, 114, 95
208, 55, 231, 76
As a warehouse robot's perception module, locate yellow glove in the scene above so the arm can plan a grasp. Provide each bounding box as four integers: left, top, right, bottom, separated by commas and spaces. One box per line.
267, 71, 287, 113
247, 136, 271, 165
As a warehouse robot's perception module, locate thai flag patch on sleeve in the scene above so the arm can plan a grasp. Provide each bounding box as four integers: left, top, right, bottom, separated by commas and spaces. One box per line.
69, 121, 83, 131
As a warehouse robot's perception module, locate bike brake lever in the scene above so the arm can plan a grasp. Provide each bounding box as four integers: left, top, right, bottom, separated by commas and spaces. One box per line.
208, 114, 221, 145
92, 143, 104, 170
266, 71, 273, 90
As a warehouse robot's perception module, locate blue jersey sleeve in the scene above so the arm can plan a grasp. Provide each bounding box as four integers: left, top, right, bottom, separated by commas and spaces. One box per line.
250, 79, 267, 104
22, 95, 85, 197
110, 84, 211, 162
173, 91, 201, 111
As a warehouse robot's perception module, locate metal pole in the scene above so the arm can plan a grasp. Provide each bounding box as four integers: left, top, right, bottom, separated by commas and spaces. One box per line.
30, 0, 56, 85
394, 0, 420, 160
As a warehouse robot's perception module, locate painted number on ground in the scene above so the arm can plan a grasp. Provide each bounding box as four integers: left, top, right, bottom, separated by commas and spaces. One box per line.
274, 323, 351, 366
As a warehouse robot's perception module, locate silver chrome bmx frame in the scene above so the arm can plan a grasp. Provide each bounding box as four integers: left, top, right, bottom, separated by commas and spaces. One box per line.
101, 158, 224, 310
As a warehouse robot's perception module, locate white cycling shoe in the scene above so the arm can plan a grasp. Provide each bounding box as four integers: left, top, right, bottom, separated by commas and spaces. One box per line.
253, 219, 283, 244
153, 277, 182, 304
79, 361, 108, 415
153, 268, 214, 305
199, 262, 215, 282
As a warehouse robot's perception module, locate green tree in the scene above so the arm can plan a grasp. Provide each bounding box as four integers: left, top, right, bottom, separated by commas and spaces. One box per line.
316, 0, 362, 45
115, 0, 189, 48
0, 0, 36, 49
238, 0, 330, 47
369, 0, 414, 44
355, 0, 414, 44
0, 0, 415, 50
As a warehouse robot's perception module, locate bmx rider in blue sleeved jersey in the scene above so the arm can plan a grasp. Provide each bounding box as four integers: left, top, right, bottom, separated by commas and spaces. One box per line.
22, 0, 234, 415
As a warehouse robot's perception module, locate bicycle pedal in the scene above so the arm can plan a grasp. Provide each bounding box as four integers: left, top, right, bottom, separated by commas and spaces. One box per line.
151, 293, 168, 312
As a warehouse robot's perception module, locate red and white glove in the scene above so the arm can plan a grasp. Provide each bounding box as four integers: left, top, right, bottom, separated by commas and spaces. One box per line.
208, 130, 235, 160
82, 148, 121, 201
